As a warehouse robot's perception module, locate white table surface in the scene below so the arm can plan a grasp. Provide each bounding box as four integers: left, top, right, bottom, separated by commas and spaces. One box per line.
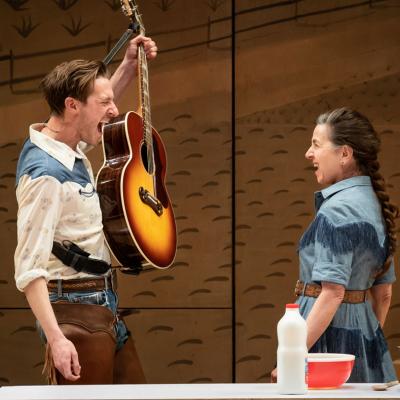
0, 383, 399, 400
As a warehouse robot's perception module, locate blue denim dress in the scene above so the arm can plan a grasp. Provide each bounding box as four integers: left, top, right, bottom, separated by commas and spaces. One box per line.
297, 176, 397, 383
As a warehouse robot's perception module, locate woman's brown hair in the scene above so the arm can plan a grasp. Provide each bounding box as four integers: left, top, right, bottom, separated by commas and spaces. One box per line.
316, 107, 398, 277
40, 59, 110, 116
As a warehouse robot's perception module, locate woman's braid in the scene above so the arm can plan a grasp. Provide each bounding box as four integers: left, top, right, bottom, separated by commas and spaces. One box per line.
317, 108, 399, 276
366, 159, 398, 276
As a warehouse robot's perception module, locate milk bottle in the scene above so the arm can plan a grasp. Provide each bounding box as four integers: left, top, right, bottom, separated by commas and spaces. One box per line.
277, 303, 308, 394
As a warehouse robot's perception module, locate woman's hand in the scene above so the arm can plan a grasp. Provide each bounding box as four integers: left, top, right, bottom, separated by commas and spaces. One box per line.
270, 367, 277, 383
370, 283, 392, 327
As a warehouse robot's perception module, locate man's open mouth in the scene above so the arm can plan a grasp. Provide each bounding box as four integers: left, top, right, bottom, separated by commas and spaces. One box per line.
97, 122, 104, 134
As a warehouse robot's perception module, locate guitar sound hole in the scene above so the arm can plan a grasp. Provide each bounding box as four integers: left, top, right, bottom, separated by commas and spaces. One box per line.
141, 142, 150, 173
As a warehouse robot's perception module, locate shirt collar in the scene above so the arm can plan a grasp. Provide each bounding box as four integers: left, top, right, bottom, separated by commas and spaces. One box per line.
29, 123, 87, 171
314, 175, 372, 211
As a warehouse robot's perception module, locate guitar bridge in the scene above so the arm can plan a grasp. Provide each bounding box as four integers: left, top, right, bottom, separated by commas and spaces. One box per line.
139, 187, 163, 216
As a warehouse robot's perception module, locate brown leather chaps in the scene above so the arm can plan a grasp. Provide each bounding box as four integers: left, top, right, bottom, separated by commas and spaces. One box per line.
44, 302, 146, 384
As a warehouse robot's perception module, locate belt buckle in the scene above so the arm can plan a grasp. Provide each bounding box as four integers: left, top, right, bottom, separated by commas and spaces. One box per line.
57, 279, 63, 297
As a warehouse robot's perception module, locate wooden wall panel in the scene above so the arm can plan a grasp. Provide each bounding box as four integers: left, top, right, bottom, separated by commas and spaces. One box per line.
235, 121, 315, 382
0, 310, 44, 385
124, 309, 232, 383
0, 138, 25, 308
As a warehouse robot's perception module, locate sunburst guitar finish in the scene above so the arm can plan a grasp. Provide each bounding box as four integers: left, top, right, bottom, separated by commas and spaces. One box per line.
96, 111, 176, 270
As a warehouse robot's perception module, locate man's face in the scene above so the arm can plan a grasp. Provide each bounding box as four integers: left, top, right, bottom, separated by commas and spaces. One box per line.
76, 77, 119, 146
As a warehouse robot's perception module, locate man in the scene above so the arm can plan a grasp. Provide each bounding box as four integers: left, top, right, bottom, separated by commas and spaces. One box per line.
14, 35, 157, 384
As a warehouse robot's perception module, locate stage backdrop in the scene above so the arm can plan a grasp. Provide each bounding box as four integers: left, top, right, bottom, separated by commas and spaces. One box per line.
0, 0, 399, 385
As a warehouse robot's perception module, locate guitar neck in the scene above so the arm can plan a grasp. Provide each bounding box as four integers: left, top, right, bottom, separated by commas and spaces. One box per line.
120, 0, 155, 173
137, 38, 153, 146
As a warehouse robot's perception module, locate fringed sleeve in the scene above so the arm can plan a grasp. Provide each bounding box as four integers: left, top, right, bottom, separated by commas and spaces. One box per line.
300, 212, 388, 287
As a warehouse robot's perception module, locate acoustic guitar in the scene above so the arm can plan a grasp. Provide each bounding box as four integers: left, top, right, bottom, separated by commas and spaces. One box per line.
96, 0, 176, 273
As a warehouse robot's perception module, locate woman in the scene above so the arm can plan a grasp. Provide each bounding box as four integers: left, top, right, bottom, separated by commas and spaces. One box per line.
285, 108, 397, 382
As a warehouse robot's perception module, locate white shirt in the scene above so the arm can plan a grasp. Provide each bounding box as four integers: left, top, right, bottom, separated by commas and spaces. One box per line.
14, 124, 111, 291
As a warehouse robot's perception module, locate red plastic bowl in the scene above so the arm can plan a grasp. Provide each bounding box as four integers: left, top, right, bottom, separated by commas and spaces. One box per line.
307, 353, 355, 389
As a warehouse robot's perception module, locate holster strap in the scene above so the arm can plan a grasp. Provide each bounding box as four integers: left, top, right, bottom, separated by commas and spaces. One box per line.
52, 241, 111, 276
295, 280, 367, 304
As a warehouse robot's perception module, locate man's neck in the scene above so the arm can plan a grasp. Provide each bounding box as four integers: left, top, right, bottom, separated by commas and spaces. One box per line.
42, 116, 79, 150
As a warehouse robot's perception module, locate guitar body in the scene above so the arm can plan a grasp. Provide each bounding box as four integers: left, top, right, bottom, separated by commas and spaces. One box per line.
96, 111, 176, 270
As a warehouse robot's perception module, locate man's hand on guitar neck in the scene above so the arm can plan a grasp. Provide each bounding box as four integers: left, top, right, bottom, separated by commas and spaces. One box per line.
111, 35, 158, 102
126, 34, 158, 64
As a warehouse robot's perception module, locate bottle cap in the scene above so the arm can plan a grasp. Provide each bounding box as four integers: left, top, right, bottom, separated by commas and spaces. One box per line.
286, 303, 299, 308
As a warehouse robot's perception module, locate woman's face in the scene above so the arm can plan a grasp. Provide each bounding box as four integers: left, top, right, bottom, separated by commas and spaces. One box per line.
305, 124, 345, 186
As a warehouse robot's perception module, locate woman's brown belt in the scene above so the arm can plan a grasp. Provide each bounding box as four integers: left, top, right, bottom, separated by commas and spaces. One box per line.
295, 280, 367, 304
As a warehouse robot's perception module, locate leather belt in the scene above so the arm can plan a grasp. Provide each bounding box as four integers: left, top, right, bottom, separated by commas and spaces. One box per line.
47, 271, 117, 294
295, 280, 367, 304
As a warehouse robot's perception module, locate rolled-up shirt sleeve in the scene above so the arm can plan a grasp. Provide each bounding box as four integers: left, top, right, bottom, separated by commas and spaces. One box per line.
312, 242, 353, 287
14, 175, 63, 291
373, 258, 396, 285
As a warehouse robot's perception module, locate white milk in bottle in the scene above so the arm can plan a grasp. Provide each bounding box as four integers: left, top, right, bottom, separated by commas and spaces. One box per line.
277, 303, 307, 394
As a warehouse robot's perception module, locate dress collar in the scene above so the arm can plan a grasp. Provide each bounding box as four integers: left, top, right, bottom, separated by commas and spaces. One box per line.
314, 176, 372, 211
29, 123, 87, 171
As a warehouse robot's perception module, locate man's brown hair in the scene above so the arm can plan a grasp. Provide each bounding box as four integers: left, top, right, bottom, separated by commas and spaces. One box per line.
40, 59, 110, 116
